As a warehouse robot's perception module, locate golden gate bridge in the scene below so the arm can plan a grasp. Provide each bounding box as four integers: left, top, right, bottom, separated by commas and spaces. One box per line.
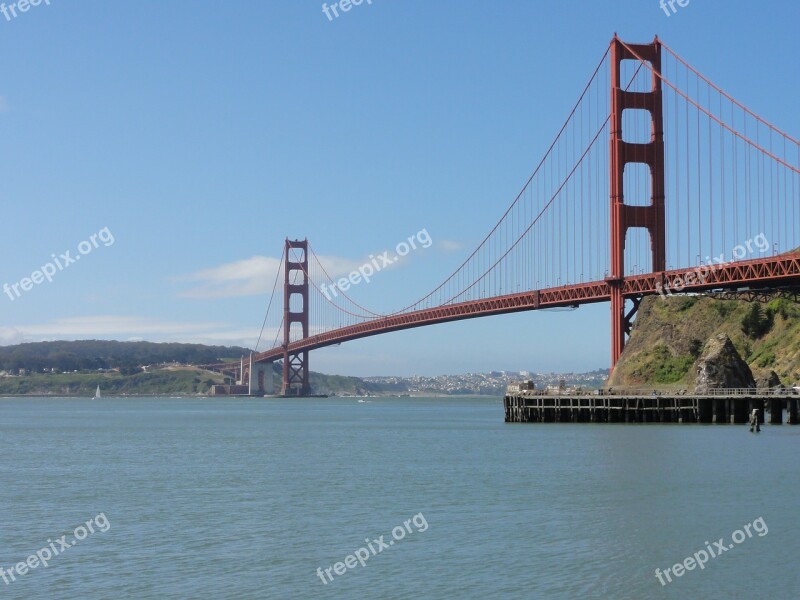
208, 36, 800, 396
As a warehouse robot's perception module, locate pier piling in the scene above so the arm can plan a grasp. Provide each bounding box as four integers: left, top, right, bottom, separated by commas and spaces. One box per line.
504, 391, 791, 425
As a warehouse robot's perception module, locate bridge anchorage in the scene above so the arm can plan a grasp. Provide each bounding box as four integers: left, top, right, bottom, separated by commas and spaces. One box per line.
205, 34, 799, 398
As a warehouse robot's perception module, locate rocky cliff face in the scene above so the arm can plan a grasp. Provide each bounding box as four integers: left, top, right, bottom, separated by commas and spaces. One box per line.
607, 295, 800, 389
694, 334, 756, 393
755, 370, 783, 389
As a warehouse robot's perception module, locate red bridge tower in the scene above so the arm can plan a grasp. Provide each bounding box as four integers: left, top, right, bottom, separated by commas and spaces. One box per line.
608, 36, 666, 368
282, 238, 311, 396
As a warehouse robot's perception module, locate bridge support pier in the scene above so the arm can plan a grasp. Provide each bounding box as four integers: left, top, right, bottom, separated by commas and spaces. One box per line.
247, 355, 273, 396
609, 287, 625, 367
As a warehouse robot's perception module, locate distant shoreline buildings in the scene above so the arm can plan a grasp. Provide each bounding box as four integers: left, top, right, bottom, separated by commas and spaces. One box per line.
363, 369, 608, 396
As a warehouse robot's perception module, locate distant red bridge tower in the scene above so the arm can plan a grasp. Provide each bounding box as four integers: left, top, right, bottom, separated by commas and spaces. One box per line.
282, 238, 311, 396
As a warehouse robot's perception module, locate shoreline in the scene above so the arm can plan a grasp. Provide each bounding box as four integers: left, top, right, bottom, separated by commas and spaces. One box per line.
0, 393, 502, 399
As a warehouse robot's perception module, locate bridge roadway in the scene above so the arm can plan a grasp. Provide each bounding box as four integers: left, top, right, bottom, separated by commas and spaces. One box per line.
251, 253, 800, 364
504, 389, 800, 425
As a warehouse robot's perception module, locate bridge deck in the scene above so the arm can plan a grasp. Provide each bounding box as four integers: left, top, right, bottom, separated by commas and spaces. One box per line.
254, 253, 800, 366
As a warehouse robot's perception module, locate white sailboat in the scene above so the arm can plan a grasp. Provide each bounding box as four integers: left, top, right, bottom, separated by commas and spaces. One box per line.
93, 385, 101, 400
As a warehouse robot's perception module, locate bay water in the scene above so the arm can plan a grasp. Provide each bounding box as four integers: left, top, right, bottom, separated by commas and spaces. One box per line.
1, 396, 797, 599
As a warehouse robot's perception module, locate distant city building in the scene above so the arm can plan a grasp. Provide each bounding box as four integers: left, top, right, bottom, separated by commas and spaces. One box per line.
364, 369, 607, 395
507, 380, 536, 393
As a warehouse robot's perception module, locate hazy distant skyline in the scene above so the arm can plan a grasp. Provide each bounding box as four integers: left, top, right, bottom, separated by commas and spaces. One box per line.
1, 1, 798, 376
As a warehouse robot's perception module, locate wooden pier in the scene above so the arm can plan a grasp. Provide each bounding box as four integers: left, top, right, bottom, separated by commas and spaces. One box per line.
504, 390, 800, 425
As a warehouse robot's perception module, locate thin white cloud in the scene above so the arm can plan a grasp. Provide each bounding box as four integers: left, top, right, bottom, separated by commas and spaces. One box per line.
14, 316, 225, 337
177, 255, 282, 298
176, 234, 440, 301
314, 254, 369, 278
0, 316, 276, 350
177, 254, 364, 299
439, 240, 464, 252
0, 326, 23, 345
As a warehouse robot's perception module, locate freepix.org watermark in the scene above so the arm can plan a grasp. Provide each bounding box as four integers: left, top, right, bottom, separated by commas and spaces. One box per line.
316, 512, 428, 585
3, 227, 115, 302
320, 228, 432, 301
1, 0, 51, 23
322, 0, 375, 22
659, 0, 690, 17
1, 513, 111, 585
656, 233, 770, 299
655, 517, 768, 586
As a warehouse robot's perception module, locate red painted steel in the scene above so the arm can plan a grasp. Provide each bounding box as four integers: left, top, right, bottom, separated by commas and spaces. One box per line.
282, 239, 311, 395
609, 36, 666, 367
247, 37, 800, 388
252, 253, 800, 366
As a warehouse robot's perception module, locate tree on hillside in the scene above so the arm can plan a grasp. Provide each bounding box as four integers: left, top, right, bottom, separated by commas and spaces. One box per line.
741, 303, 774, 338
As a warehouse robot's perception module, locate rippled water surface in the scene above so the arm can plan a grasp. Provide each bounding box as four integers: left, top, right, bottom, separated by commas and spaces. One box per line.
1, 396, 797, 599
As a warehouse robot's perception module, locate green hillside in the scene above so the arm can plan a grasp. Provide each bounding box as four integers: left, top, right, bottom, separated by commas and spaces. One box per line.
608, 295, 800, 388
0, 367, 226, 396
0, 340, 377, 396
0, 340, 251, 372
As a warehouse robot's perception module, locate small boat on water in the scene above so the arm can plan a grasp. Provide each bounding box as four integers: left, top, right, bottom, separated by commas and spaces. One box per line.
92, 385, 101, 400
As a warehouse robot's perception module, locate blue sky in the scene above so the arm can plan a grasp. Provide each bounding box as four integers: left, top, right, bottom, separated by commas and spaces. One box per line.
0, 0, 798, 376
